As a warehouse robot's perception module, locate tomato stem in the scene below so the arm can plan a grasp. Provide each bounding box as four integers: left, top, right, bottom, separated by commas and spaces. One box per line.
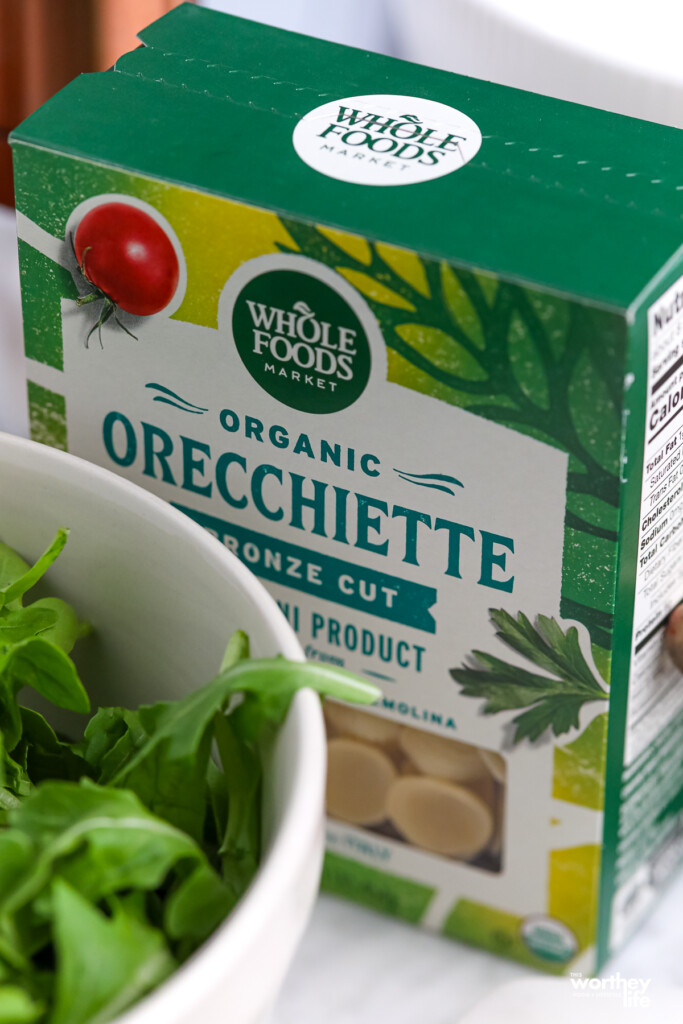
113, 314, 137, 341
71, 231, 138, 347
86, 299, 113, 349
84, 297, 140, 348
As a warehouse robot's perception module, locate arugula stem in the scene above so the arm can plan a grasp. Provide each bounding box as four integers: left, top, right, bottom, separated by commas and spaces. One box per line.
215, 658, 381, 705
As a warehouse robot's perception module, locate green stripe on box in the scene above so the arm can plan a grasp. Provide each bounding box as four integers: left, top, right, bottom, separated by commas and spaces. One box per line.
18, 238, 78, 370
321, 851, 434, 924
27, 381, 67, 450
443, 898, 567, 973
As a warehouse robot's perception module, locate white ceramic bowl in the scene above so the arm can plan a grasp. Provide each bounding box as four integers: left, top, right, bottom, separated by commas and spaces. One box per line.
0, 431, 327, 1024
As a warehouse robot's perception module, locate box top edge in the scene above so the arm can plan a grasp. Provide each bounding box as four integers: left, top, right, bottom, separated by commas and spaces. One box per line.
9, 7, 683, 312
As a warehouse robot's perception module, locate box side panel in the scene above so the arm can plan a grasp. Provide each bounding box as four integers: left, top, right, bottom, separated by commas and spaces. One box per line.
13, 150, 628, 974
598, 258, 683, 967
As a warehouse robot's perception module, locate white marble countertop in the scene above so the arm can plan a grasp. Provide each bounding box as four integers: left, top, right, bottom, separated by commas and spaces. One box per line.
271, 879, 683, 1023
2, 202, 681, 1022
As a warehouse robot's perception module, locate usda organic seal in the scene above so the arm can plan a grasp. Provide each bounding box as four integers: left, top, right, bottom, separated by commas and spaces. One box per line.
293, 94, 482, 186
520, 915, 578, 963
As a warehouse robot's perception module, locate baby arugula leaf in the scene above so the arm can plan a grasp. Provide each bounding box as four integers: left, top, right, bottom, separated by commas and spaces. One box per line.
110, 643, 380, 844
81, 708, 129, 771
0, 985, 44, 1024
226, 657, 381, 747
0, 531, 68, 611
110, 699, 216, 844
0, 544, 30, 593
451, 609, 609, 744
0, 637, 90, 751
100, 634, 255, 842
50, 880, 175, 1024
163, 861, 234, 952
0, 734, 32, 827
1, 781, 226, 922
109, 630, 250, 847
7, 638, 89, 715
81, 707, 147, 785
0, 829, 33, 906
213, 643, 381, 907
0, 829, 36, 973
16, 709, 91, 786
220, 628, 250, 672
210, 630, 260, 896
0, 608, 57, 648
0, 532, 90, 762
0, 524, 383, 1024
0, 754, 32, 807
213, 711, 260, 903
204, 758, 229, 855
23, 598, 88, 656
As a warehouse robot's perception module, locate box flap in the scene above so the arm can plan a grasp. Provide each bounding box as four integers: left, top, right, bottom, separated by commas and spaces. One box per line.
10, 4, 683, 310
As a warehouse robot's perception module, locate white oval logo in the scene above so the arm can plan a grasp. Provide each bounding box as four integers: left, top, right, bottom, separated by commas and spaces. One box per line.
293, 94, 482, 186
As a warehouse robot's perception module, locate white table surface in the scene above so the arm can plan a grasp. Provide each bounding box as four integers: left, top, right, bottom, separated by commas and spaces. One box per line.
271, 878, 683, 1022
1, 202, 683, 1022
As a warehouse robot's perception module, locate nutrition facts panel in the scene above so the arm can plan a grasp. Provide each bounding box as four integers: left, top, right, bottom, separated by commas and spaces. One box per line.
628, 276, 683, 765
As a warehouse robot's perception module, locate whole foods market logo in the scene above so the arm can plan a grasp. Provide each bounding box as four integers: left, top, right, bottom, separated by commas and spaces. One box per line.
293, 94, 482, 186
226, 256, 373, 414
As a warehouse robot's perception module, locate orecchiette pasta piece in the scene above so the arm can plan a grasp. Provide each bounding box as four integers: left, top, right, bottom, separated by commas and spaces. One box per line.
326, 737, 397, 825
398, 727, 489, 783
387, 776, 494, 858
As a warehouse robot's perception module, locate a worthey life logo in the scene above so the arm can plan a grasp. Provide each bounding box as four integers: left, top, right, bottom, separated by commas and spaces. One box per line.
570, 972, 651, 1010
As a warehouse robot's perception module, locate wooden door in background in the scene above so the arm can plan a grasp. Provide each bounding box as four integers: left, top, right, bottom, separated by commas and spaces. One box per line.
0, 0, 190, 205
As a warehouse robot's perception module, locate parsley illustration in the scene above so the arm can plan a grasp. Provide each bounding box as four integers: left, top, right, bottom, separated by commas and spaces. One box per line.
450, 609, 609, 744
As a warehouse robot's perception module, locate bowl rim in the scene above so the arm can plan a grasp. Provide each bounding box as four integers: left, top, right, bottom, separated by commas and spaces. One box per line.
0, 431, 327, 1022
0, 431, 303, 662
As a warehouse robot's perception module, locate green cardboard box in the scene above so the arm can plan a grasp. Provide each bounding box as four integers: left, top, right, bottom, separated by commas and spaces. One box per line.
10, 2, 683, 974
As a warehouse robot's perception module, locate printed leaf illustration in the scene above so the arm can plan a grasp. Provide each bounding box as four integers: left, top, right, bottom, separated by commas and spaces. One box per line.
450, 609, 609, 744
553, 713, 608, 809
278, 220, 624, 650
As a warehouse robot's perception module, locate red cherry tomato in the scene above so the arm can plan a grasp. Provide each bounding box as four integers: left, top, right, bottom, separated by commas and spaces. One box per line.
74, 203, 179, 316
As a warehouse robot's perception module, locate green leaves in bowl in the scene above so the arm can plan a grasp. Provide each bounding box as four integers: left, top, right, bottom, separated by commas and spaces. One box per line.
0, 531, 380, 1024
